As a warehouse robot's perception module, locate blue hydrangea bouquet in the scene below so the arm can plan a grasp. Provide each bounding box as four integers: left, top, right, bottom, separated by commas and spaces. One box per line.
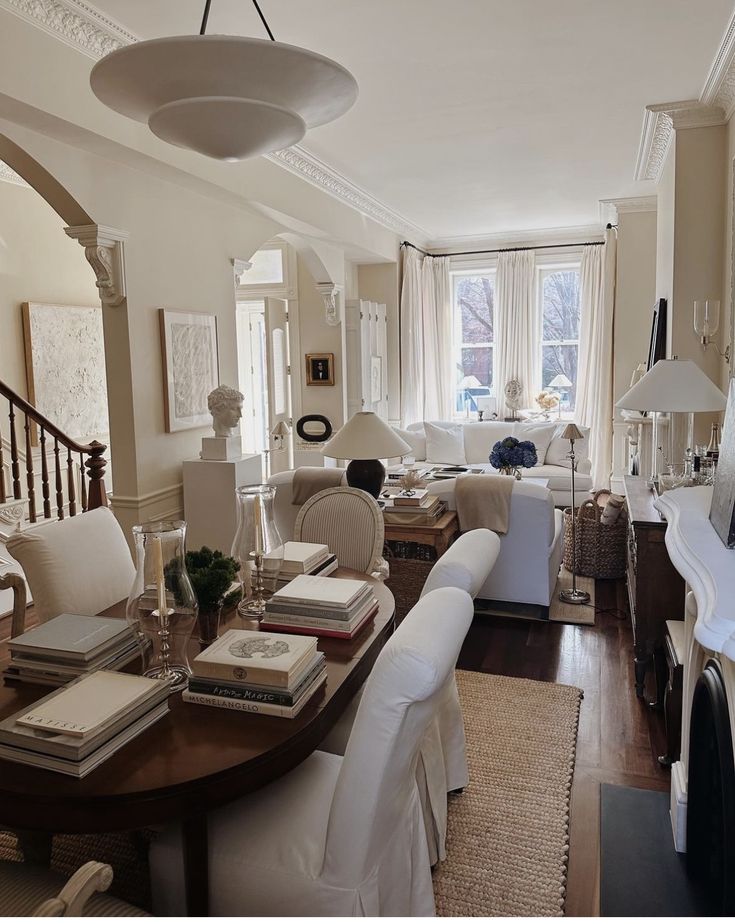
489, 437, 538, 479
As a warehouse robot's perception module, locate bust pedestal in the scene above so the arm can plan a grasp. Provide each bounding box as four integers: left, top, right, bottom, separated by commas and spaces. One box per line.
200, 436, 242, 461
183, 453, 262, 555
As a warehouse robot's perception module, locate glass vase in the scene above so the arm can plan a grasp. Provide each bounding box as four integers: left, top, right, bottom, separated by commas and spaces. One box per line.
126, 521, 197, 691
232, 485, 283, 619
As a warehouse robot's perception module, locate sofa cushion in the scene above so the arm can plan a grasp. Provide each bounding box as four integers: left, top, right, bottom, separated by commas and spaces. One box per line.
391, 426, 426, 461
545, 424, 591, 469
515, 422, 558, 465
462, 421, 514, 464
529, 464, 592, 493
424, 422, 466, 465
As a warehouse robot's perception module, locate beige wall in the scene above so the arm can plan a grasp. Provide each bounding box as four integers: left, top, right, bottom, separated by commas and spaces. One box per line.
357, 262, 401, 422
613, 209, 658, 410
0, 179, 98, 398
722, 117, 735, 391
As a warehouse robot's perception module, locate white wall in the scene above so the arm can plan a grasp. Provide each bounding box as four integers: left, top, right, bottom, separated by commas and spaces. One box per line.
0, 179, 98, 398
357, 262, 401, 422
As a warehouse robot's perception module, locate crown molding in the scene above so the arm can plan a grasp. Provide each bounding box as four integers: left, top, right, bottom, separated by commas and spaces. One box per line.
265, 145, 431, 245
0, 0, 136, 59
701, 9, 735, 120
0, 160, 30, 187
634, 101, 726, 183
599, 196, 657, 225
426, 223, 604, 254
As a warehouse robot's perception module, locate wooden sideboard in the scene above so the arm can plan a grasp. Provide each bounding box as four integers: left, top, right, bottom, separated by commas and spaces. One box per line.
623, 476, 685, 701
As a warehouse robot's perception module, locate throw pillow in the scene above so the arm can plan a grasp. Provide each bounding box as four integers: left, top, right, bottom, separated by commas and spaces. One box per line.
390, 426, 426, 461
545, 424, 591, 469
515, 422, 558, 466
424, 422, 467, 465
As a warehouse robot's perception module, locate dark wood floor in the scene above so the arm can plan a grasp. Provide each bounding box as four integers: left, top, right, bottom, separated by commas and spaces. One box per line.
458, 579, 670, 917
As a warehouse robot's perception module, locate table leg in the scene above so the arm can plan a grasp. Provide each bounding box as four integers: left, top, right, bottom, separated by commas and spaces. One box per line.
183, 813, 209, 916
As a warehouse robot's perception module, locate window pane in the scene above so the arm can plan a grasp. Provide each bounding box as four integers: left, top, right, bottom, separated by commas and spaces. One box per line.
241, 248, 284, 285
542, 344, 578, 410
542, 270, 580, 341
456, 346, 493, 412
456, 276, 494, 344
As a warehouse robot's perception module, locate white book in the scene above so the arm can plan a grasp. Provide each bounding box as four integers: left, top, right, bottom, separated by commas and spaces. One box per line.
15, 671, 168, 738
9, 614, 134, 664
192, 629, 318, 685
265, 541, 330, 574
271, 575, 369, 609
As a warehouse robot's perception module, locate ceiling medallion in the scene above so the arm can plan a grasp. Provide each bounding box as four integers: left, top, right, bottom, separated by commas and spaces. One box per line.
89, 0, 358, 162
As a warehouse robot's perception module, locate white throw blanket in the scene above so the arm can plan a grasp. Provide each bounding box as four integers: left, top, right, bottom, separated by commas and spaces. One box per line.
454, 474, 514, 535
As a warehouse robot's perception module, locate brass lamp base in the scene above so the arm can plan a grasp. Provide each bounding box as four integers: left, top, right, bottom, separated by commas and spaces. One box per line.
559, 587, 591, 606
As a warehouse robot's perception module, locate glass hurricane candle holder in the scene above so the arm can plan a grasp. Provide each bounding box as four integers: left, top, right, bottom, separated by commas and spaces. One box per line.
232, 484, 283, 619
126, 521, 197, 691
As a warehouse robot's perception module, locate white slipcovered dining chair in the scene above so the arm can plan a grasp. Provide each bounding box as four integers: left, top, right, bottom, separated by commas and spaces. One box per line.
320, 528, 501, 864
149, 586, 474, 916
5, 507, 135, 629
294, 486, 385, 575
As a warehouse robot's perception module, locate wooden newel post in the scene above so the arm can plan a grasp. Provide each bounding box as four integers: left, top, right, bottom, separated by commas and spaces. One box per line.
85, 441, 108, 510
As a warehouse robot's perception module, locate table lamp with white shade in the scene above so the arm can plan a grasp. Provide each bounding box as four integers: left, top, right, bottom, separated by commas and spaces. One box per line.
322, 412, 410, 498
548, 374, 573, 418
615, 358, 727, 485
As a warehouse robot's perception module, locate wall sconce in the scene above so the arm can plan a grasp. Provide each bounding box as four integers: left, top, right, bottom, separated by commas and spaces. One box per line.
694, 299, 731, 362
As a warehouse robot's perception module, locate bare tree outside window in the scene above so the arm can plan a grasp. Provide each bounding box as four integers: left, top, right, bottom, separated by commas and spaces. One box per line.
540, 269, 580, 411
453, 274, 494, 412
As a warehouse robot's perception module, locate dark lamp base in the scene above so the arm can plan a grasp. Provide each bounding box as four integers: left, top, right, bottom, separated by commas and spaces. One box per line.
346, 459, 385, 499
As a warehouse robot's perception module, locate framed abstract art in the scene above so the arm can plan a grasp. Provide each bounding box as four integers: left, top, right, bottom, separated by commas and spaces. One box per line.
159, 309, 219, 432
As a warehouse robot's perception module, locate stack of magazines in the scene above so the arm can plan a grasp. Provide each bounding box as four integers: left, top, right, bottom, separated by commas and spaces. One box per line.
184, 629, 327, 718
260, 575, 378, 639
3, 614, 140, 687
381, 488, 446, 526
0, 671, 170, 777
264, 541, 338, 591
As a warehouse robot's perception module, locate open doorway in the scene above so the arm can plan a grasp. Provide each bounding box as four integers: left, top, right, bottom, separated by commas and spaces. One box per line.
236, 299, 268, 456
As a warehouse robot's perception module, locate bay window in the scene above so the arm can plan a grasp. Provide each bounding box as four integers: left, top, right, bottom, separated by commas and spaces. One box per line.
452, 272, 495, 413
538, 266, 581, 413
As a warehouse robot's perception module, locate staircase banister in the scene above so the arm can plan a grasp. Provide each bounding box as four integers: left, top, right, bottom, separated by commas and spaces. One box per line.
0, 379, 106, 455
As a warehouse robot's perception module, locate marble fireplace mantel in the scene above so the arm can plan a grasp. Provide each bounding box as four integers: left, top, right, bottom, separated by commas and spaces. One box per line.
655, 486, 735, 658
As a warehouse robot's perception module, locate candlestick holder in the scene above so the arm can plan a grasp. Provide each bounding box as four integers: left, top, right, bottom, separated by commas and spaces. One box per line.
232, 485, 283, 619
126, 521, 197, 691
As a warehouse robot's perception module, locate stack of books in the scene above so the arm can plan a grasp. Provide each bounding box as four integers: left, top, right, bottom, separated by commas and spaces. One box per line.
184, 629, 327, 718
3, 613, 140, 687
260, 575, 378, 639
0, 671, 170, 777
264, 541, 338, 591
381, 489, 446, 526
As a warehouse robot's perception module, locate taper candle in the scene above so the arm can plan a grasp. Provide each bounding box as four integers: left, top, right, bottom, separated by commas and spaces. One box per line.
151, 535, 167, 618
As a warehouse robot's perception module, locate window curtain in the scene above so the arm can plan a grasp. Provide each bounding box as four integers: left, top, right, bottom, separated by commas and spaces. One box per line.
576, 228, 617, 490
400, 248, 452, 423
494, 250, 537, 412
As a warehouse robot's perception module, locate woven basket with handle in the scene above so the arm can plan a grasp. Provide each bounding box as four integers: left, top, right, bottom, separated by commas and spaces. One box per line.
562, 490, 627, 580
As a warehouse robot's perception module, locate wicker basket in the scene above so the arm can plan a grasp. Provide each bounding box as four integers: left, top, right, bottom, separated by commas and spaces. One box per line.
562, 491, 627, 580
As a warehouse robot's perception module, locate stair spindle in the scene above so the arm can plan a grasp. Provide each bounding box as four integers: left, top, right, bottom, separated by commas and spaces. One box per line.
67, 448, 77, 517
0, 422, 6, 504
39, 425, 51, 520
9, 402, 21, 501
54, 437, 63, 520
80, 452, 88, 512
24, 414, 36, 522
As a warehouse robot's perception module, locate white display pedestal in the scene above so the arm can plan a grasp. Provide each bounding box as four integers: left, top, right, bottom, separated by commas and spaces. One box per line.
183, 453, 262, 555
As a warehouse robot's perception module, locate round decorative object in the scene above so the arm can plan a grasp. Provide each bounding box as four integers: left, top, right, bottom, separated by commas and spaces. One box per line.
504, 379, 523, 411
90, 35, 358, 161
296, 414, 333, 443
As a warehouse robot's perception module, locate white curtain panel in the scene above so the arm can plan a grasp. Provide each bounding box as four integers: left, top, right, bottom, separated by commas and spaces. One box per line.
494, 250, 537, 411
577, 229, 617, 490
400, 248, 452, 423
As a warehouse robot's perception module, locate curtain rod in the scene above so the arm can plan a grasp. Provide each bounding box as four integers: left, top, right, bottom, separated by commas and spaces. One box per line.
400, 238, 605, 259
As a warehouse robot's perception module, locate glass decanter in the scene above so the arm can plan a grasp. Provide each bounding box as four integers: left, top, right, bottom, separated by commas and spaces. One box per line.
232, 485, 283, 619
126, 521, 197, 691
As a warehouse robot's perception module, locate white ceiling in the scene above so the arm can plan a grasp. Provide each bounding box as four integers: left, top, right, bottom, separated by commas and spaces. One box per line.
91, 0, 734, 243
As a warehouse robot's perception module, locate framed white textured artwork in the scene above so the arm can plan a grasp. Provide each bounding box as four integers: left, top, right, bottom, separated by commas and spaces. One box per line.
159, 309, 219, 432
22, 302, 110, 443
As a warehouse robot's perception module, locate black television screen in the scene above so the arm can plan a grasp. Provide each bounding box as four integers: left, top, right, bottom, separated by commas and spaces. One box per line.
647, 298, 667, 371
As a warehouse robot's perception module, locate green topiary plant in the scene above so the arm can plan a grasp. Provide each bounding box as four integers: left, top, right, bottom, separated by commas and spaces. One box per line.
185, 546, 240, 612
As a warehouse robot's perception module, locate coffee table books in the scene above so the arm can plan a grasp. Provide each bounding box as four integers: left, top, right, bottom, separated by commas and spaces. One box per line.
3, 613, 140, 687
0, 671, 170, 777
184, 629, 327, 717
264, 541, 338, 592
260, 575, 378, 640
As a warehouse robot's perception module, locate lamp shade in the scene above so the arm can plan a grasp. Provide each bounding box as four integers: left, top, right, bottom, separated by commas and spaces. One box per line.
615, 359, 727, 413
561, 423, 584, 441
549, 374, 573, 389
322, 412, 410, 460
272, 420, 291, 438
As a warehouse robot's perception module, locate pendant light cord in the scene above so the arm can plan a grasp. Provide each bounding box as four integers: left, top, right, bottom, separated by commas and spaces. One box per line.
200, 0, 275, 40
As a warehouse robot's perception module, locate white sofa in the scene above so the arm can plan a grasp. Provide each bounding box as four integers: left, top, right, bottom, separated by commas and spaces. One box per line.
268, 470, 563, 609
395, 419, 592, 507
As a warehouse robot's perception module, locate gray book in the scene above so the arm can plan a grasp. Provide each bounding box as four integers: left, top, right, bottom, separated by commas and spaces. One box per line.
9, 613, 135, 665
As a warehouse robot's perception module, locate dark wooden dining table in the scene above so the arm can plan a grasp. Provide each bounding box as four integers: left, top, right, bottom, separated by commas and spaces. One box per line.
0, 569, 395, 916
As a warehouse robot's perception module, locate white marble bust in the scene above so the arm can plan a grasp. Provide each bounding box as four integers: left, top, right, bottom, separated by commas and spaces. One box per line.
207, 385, 244, 438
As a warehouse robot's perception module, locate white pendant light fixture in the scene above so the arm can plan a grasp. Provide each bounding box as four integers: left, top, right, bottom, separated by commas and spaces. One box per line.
89, 0, 358, 162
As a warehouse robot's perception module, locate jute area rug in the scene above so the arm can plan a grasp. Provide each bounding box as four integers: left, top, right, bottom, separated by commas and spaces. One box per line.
434, 670, 583, 917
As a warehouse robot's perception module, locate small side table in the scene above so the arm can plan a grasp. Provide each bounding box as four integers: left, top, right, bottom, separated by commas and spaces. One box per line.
383, 510, 459, 557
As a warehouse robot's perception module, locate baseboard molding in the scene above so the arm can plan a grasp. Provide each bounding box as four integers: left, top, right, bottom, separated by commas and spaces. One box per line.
111, 483, 184, 526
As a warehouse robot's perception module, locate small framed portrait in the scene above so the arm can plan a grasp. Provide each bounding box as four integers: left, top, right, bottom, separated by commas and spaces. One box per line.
305, 353, 334, 386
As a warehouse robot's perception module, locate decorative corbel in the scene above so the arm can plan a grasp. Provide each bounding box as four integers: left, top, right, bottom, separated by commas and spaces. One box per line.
64, 224, 128, 307
316, 283, 343, 327
232, 258, 253, 286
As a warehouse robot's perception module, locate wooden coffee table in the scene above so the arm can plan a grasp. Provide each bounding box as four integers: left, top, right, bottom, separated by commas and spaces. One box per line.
0, 569, 395, 916
383, 509, 459, 556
